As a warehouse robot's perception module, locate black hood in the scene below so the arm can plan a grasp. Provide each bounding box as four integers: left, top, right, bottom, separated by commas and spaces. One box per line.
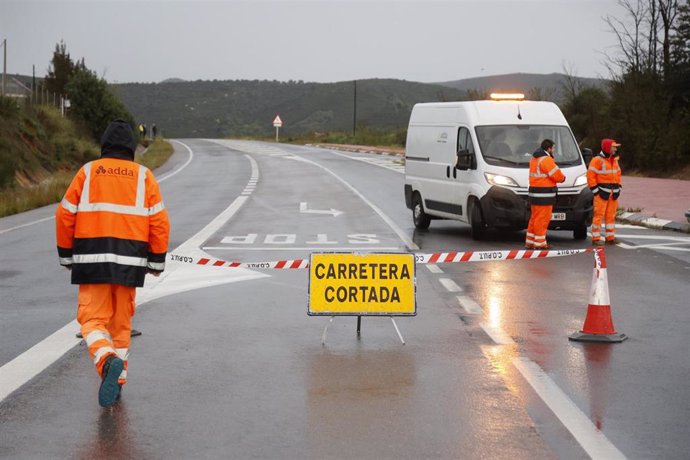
100, 120, 136, 161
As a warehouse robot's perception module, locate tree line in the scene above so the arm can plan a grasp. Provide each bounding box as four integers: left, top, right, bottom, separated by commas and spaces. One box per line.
563, 0, 690, 174
44, 41, 134, 141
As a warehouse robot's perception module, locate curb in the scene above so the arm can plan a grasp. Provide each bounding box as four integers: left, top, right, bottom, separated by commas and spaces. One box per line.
617, 212, 690, 234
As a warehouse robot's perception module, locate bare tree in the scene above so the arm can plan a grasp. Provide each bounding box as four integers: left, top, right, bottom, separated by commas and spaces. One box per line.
605, 0, 680, 77
658, 0, 680, 78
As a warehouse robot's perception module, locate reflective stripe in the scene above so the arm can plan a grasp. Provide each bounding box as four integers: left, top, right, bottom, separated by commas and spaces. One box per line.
526, 232, 535, 238
78, 202, 151, 216
591, 224, 601, 229
533, 235, 546, 241
61, 198, 78, 214
118, 370, 128, 380
530, 156, 549, 177
605, 224, 616, 229
547, 166, 559, 177
149, 202, 166, 215
82, 163, 91, 204
73, 253, 148, 267
533, 241, 548, 248
605, 231, 615, 237
591, 232, 601, 237
136, 165, 147, 208
590, 187, 599, 193
115, 348, 129, 361
59, 257, 73, 265
93, 346, 116, 365
85, 330, 112, 347
528, 192, 556, 198
589, 166, 621, 174
148, 261, 165, 271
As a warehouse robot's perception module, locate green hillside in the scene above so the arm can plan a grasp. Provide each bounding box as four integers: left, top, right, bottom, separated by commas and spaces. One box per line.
113, 79, 467, 138
113, 74, 608, 139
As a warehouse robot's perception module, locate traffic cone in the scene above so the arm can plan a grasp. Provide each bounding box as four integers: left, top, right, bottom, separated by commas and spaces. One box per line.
569, 247, 627, 343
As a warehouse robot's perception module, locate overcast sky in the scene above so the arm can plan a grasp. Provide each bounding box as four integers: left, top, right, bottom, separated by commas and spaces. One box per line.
2, 0, 624, 84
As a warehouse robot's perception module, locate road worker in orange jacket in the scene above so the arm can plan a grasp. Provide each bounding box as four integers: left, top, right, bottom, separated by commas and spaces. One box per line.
56, 120, 170, 407
588, 138, 622, 245
525, 139, 566, 249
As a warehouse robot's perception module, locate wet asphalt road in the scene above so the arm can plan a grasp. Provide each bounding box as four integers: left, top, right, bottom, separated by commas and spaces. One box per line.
1, 139, 689, 459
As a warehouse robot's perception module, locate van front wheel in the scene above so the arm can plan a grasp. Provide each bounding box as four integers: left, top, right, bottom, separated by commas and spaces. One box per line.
469, 199, 486, 240
412, 194, 431, 230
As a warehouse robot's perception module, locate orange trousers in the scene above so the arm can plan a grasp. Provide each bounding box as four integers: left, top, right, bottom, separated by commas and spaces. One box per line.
526, 205, 552, 248
591, 195, 618, 242
77, 284, 135, 385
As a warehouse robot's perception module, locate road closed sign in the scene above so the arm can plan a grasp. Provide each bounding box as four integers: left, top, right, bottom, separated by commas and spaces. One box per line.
308, 253, 416, 316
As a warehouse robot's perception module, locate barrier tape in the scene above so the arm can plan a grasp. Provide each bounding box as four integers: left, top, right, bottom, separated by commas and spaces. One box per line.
169, 248, 592, 270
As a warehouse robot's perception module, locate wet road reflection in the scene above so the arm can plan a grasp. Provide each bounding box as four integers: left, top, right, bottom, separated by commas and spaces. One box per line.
79, 401, 142, 459
306, 350, 417, 457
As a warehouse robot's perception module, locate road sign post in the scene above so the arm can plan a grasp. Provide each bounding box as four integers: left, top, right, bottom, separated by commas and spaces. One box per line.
273, 115, 283, 142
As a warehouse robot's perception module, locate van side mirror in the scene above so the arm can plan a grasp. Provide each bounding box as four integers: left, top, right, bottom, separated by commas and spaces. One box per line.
456, 149, 472, 170
581, 148, 593, 166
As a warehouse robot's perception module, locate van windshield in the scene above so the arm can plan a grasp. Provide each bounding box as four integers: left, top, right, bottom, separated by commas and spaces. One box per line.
475, 125, 582, 168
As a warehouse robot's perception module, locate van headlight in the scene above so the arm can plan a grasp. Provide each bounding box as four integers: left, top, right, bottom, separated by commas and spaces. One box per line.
484, 173, 519, 187
573, 174, 588, 186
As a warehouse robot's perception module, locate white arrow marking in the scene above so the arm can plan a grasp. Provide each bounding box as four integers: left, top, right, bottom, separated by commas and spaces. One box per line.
299, 202, 343, 217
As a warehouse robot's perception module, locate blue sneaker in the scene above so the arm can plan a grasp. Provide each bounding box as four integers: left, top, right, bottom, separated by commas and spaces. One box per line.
99, 355, 124, 407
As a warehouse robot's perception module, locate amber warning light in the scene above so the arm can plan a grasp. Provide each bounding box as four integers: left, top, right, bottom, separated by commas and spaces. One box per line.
490, 93, 525, 101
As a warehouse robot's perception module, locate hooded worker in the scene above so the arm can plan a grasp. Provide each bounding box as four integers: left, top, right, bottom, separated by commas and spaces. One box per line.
56, 120, 170, 407
587, 139, 622, 245
525, 139, 566, 249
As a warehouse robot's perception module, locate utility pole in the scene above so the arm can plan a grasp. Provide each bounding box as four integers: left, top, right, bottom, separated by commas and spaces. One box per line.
353, 80, 357, 136
32, 65, 35, 104
2, 39, 6, 97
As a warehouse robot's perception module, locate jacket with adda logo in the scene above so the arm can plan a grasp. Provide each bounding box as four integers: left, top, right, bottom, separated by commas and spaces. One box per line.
55, 156, 170, 288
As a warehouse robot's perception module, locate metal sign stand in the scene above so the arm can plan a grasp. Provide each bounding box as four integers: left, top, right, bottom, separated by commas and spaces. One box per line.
321, 316, 405, 345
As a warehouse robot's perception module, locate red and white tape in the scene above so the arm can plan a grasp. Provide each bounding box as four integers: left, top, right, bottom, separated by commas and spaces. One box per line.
169, 248, 592, 270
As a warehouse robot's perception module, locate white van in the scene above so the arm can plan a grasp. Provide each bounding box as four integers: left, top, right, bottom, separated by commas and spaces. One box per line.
403, 95, 593, 240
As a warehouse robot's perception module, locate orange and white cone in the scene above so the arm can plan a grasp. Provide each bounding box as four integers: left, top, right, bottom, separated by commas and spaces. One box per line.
569, 247, 627, 343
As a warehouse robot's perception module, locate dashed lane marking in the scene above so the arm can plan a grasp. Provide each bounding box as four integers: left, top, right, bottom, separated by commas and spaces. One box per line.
439, 278, 463, 292
426, 264, 443, 274
456, 295, 482, 314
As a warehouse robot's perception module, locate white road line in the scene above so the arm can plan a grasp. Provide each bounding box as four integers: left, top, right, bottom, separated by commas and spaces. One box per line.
159, 139, 195, 183
0, 144, 261, 404
426, 264, 443, 274
439, 278, 463, 292
617, 234, 690, 241
481, 325, 516, 345
513, 358, 627, 460
0, 216, 54, 235
456, 295, 482, 314
202, 246, 400, 251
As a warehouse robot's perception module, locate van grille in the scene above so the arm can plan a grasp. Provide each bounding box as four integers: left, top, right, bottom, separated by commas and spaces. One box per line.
520, 194, 579, 209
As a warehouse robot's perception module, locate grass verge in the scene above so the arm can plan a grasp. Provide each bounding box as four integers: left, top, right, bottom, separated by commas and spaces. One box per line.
0, 140, 173, 218
136, 139, 174, 171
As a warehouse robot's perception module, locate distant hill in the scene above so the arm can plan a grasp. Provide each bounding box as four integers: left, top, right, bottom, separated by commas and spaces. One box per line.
437, 72, 609, 102
112, 79, 466, 138
109, 73, 609, 138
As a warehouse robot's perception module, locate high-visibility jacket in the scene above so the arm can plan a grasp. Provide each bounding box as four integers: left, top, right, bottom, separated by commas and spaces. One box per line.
587, 152, 622, 200
56, 157, 170, 287
528, 149, 565, 205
